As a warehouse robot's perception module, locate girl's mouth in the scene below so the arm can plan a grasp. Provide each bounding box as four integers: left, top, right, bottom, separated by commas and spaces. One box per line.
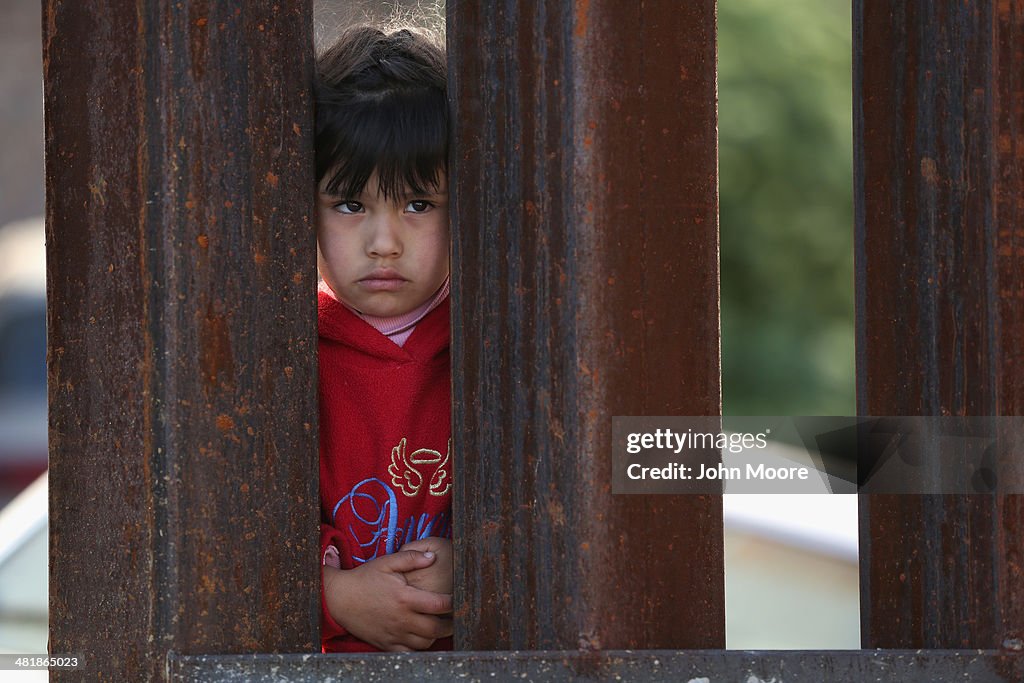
358, 278, 407, 291
359, 269, 408, 291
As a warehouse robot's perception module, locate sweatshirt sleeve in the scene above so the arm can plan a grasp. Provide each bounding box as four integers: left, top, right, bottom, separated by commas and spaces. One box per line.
320, 522, 349, 641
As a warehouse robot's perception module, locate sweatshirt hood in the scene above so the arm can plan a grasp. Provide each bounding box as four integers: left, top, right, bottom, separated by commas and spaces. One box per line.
318, 284, 450, 364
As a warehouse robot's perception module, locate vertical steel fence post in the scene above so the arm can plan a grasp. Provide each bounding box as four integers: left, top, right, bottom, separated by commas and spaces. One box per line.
449, 1, 724, 650
855, 1, 1024, 648
44, 3, 318, 679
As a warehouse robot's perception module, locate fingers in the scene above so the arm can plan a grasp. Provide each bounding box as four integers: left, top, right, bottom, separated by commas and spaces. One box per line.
386, 644, 415, 653
380, 548, 437, 573
401, 536, 450, 554
377, 613, 450, 651
379, 617, 443, 652
405, 613, 453, 641
401, 585, 452, 615
384, 633, 434, 652
434, 616, 454, 639
399, 538, 435, 553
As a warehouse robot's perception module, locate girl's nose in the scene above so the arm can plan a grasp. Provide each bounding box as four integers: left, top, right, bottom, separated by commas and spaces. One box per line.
366, 212, 402, 257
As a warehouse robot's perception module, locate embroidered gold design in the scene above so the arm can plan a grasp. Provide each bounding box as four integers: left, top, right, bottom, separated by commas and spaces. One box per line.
429, 440, 451, 496
388, 438, 452, 497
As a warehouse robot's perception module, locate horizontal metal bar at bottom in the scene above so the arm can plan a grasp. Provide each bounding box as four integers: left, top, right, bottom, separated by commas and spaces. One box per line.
167, 649, 1024, 682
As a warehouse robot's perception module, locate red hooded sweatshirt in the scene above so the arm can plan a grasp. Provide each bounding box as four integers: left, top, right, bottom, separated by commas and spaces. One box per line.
318, 285, 453, 653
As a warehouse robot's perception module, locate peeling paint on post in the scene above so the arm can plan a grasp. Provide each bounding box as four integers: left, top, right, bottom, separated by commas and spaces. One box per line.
44, 2, 318, 679
449, 1, 724, 649
855, 2, 1024, 647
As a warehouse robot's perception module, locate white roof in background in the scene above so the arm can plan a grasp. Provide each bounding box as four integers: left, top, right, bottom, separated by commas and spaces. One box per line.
0, 217, 45, 297
0, 472, 46, 564
724, 492, 859, 562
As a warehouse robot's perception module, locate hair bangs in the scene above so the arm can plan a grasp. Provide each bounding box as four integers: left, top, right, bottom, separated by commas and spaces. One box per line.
317, 86, 448, 201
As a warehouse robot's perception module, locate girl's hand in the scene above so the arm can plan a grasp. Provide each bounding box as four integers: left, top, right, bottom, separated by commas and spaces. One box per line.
323, 550, 453, 651
400, 537, 453, 596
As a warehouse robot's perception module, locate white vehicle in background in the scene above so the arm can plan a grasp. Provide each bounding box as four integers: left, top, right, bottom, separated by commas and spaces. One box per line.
0, 217, 48, 659
0, 217, 47, 505
0, 472, 46, 654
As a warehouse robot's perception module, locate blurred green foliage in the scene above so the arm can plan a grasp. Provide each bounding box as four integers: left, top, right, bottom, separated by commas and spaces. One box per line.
718, 0, 854, 415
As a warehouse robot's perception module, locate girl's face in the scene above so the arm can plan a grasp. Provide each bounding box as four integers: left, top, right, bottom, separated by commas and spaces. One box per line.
317, 170, 449, 318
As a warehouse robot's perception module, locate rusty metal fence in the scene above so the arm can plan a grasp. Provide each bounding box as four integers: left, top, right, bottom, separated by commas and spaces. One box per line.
43, 1, 1024, 680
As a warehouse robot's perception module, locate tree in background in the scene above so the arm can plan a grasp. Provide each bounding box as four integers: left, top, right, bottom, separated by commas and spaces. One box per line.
719, 0, 854, 415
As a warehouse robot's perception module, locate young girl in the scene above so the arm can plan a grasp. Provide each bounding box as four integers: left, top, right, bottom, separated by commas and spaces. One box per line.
315, 24, 454, 653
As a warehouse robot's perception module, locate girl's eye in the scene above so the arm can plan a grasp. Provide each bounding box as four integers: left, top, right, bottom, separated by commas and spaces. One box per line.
334, 201, 363, 214
407, 200, 433, 213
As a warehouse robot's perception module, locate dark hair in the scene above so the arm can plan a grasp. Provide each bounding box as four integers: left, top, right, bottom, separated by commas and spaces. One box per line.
315, 25, 447, 201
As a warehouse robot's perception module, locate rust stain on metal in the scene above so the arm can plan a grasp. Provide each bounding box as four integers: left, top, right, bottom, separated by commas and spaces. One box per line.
46, 1, 319, 677
857, 0, 1024, 649
200, 300, 234, 390
920, 157, 940, 186
574, 0, 590, 38
450, 0, 722, 651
